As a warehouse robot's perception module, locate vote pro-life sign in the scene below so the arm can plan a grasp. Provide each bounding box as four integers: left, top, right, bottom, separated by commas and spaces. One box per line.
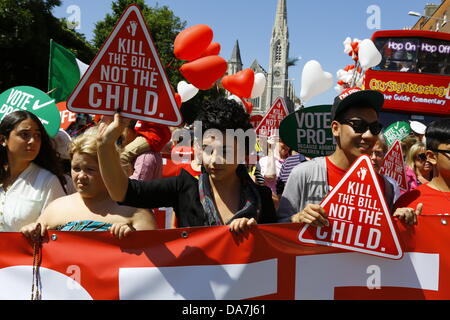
279, 105, 336, 158
67, 5, 182, 126
0, 86, 61, 137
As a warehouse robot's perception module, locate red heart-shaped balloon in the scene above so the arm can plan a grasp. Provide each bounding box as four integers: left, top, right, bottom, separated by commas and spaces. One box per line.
180, 55, 228, 90
242, 99, 253, 114
174, 24, 214, 61
344, 65, 355, 71
221, 68, 255, 99
200, 42, 221, 58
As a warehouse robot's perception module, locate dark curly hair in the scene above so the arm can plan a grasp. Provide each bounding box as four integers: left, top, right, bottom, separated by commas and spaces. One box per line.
0, 111, 68, 193
195, 98, 256, 161
196, 98, 254, 133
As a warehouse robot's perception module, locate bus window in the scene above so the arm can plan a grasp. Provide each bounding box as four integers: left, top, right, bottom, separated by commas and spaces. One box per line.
373, 37, 418, 72
379, 112, 442, 128
416, 38, 450, 76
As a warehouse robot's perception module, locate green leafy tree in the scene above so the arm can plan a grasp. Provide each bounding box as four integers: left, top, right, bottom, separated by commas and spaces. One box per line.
0, 0, 95, 92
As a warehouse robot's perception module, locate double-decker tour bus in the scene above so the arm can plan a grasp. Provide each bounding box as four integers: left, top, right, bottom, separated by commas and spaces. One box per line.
364, 30, 450, 126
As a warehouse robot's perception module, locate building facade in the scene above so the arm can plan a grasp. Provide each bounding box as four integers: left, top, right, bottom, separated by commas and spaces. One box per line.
411, 0, 450, 32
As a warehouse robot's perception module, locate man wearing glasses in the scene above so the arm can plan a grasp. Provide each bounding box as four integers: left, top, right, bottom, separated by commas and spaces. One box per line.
277, 87, 396, 226
393, 118, 450, 225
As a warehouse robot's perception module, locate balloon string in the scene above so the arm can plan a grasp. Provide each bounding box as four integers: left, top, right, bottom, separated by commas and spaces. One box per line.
165, 65, 178, 71
69, 121, 95, 137
165, 58, 175, 69
351, 61, 362, 87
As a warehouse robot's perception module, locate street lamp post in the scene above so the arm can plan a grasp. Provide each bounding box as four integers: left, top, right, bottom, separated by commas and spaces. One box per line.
408, 11, 448, 29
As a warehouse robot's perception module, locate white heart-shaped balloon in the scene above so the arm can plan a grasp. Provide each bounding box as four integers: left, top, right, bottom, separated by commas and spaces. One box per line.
228, 95, 249, 112
342, 71, 353, 84
177, 81, 199, 102
250, 73, 266, 98
343, 37, 352, 54
358, 39, 382, 71
337, 69, 350, 81
228, 95, 243, 105
300, 60, 333, 103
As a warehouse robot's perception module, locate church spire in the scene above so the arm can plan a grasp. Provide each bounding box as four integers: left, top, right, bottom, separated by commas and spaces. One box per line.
273, 0, 288, 38
230, 40, 242, 65
227, 40, 243, 76
276, 0, 287, 18
266, 0, 291, 112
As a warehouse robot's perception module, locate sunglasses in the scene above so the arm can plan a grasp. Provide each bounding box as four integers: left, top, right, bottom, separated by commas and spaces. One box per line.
416, 153, 427, 161
339, 119, 383, 135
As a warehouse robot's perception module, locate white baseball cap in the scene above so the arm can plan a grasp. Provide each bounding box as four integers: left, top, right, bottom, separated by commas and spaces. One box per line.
410, 121, 427, 135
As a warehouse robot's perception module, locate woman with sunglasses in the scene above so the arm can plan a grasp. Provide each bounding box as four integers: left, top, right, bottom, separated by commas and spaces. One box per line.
278, 88, 397, 225
404, 142, 433, 192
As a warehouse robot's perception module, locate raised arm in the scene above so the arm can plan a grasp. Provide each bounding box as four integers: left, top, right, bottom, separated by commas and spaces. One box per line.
97, 113, 130, 202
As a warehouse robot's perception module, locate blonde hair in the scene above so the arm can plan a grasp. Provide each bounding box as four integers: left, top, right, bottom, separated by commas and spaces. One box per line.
406, 142, 426, 169
376, 134, 389, 154
69, 126, 99, 159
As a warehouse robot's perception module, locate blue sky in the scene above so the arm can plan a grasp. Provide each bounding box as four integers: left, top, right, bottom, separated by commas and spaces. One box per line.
52, 0, 432, 106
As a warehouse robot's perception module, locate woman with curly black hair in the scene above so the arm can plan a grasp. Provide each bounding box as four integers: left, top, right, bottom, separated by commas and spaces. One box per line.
96, 98, 277, 232
0, 111, 69, 231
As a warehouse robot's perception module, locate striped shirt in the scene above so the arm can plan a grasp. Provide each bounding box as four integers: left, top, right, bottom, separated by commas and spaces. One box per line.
276, 153, 307, 195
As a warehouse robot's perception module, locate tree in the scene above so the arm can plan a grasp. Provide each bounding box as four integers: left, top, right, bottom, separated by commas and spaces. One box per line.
287, 56, 301, 68
0, 0, 95, 93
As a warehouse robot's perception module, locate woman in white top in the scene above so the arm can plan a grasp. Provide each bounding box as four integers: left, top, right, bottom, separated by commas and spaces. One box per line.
0, 111, 69, 231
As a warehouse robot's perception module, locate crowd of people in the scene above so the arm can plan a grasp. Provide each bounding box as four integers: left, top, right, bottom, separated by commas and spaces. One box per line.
0, 89, 448, 242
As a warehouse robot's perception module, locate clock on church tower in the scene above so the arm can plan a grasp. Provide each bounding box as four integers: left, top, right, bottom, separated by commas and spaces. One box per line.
273, 68, 281, 78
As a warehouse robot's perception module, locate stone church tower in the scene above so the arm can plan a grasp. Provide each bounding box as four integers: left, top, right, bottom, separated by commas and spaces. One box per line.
227, 40, 243, 77
226, 0, 296, 114
266, 0, 290, 110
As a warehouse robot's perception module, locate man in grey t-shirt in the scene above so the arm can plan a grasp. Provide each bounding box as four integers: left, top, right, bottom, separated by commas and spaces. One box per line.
277, 87, 395, 225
